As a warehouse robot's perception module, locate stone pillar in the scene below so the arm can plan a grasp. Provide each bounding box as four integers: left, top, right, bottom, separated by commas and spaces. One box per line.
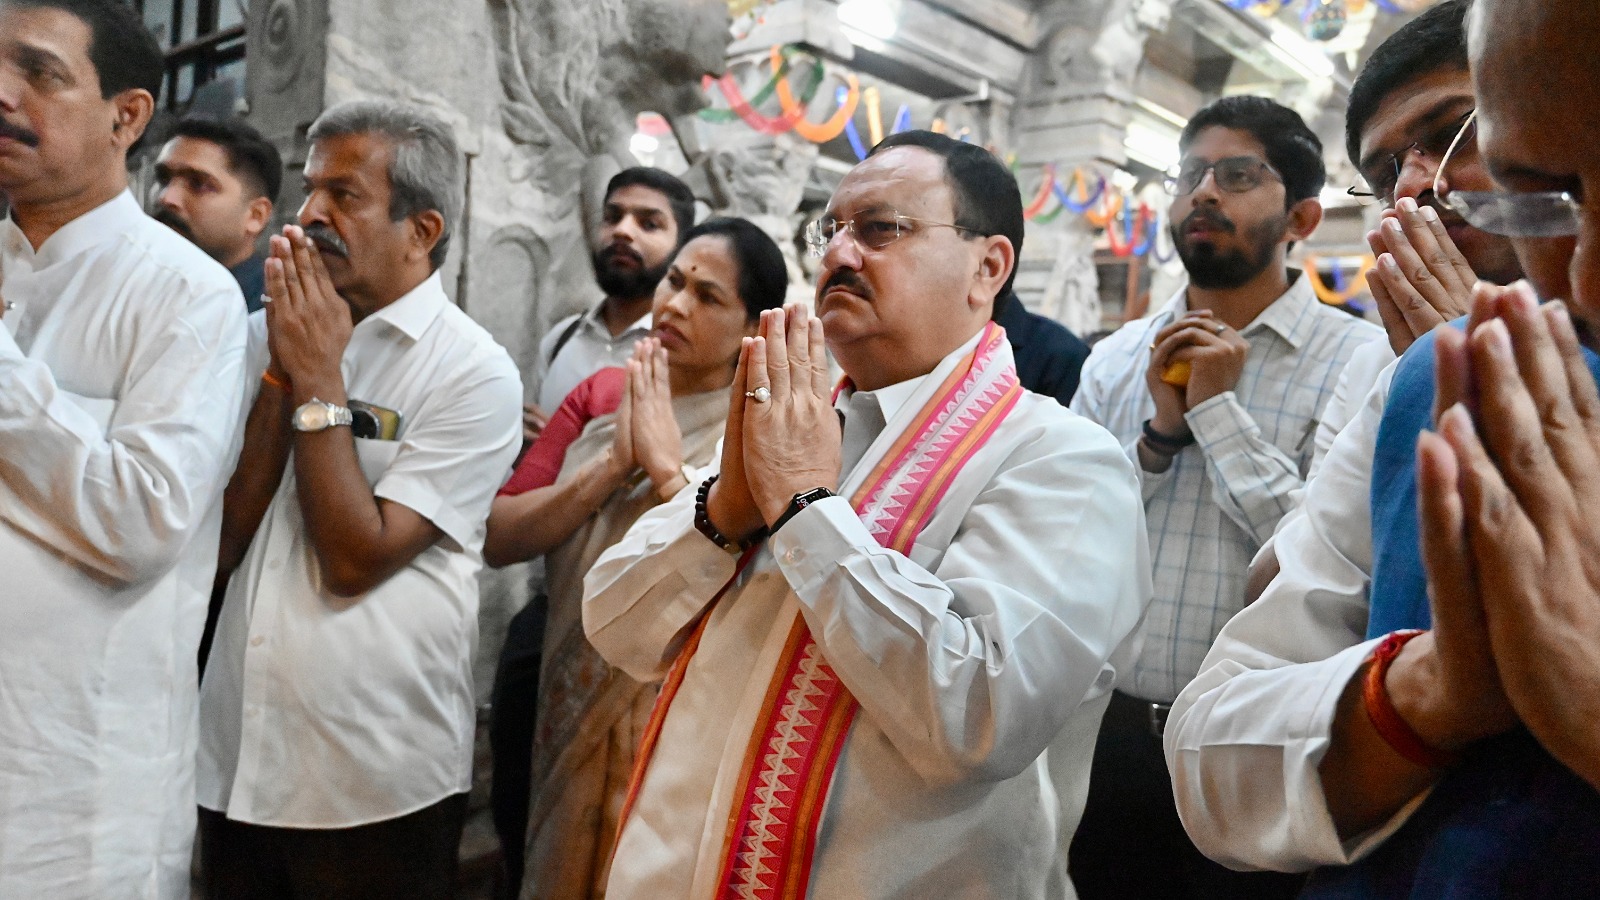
1008, 0, 1173, 335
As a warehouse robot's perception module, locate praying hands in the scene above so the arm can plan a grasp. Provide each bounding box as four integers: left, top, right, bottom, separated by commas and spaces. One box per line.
706, 303, 841, 541
1413, 283, 1600, 790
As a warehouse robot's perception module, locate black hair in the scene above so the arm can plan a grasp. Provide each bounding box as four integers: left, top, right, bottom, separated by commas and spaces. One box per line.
605, 167, 697, 245
1180, 96, 1326, 206
1344, 0, 1470, 169
868, 130, 1025, 302
168, 117, 283, 203
678, 216, 788, 321
13, 0, 163, 100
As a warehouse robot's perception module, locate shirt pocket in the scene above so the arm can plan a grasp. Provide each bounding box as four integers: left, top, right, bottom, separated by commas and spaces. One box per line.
353, 437, 401, 488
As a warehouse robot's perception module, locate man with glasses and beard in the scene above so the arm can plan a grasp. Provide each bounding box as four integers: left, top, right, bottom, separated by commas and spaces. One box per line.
1165, 0, 1600, 892
531, 167, 695, 436
1068, 95, 1380, 900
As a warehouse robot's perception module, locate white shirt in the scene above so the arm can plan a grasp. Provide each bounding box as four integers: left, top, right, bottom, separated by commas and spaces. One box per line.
584, 334, 1151, 900
534, 301, 652, 411
198, 272, 523, 828
0, 191, 248, 899
1071, 276, 1382, 702
1164, 359, 1418, 872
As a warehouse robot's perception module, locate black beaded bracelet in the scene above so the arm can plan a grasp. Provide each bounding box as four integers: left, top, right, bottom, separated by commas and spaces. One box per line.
1141, 418, 1195, 454
693, 475, 765, 554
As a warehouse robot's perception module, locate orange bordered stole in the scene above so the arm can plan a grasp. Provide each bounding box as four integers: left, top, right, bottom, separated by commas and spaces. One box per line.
617, 322, 1022, 899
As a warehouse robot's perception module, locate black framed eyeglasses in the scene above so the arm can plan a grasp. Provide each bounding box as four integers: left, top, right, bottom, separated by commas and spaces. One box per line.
1347, 108, 1476, 206
1163, 157, 1282, 197
803, 210, 980, 257
1431, 110, 1583, 238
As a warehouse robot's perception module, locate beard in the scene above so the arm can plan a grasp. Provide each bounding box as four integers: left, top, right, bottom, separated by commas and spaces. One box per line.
593, 243, 670, 300
1173, 208, 1288, 290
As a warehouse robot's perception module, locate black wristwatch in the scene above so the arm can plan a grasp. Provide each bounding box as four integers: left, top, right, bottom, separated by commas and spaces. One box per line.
771, 487, 836, 535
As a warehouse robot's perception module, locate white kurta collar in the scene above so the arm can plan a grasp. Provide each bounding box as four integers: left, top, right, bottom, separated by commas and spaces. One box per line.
2, 190, 142, 267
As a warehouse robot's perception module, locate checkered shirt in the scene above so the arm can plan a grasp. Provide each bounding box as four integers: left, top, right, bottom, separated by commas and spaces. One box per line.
1071, 275, 1383, 701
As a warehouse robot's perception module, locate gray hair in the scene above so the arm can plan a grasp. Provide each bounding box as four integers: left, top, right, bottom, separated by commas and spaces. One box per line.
308, 100, 463, 271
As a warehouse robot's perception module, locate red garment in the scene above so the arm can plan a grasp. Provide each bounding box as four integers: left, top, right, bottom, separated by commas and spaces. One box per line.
498, 367, 626, 496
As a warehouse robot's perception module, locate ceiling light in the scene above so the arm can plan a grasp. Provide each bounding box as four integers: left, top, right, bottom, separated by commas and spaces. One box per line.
838, 0, 901, 42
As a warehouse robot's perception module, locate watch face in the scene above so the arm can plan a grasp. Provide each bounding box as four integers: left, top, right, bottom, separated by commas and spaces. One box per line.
295, 402, 331, 432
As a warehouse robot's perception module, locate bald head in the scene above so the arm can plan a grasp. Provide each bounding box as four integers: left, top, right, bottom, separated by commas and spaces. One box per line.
1468, 0, 1600, 321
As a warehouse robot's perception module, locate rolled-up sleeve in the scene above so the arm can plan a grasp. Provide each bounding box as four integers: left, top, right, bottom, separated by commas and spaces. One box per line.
1165, 364, 1426, 871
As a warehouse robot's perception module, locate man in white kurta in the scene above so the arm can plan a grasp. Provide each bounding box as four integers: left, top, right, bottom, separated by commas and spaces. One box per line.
0, 3, 248, 896
584, 132, 1149, 898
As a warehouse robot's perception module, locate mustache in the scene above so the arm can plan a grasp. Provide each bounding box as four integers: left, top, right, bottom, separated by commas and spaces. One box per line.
151, 208, 193, 239
0, 118, 40, 148
1180, 208, 1235, 235
303, 224, 349, 258
821, 269, 872, 300
600, 242, 642, 266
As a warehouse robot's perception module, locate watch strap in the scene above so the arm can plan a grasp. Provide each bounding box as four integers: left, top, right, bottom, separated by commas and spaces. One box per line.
771, 487, 835, 535
293, 398, 354, 432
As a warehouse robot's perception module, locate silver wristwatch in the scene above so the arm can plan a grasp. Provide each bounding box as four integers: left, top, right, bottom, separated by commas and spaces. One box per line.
292, 397, 354, 432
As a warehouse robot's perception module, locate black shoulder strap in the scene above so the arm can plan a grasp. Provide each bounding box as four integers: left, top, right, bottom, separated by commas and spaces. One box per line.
547, 315, 585, 366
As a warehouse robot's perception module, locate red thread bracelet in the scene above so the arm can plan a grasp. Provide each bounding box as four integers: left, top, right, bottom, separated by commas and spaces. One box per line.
1362, 629, 1458, 769
261, 369, 291, 393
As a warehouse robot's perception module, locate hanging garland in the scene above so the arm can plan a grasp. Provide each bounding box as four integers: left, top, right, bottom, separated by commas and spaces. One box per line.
1302, 254, 1377, 305
770, 46, 861, 143
1022, 165, 1057, 220
1222, 0, 1440, 41
1151, 216, 1177, 264
1106, 201, 1158, 258
1052, 167, 1106, 214
700, 50, 825, 135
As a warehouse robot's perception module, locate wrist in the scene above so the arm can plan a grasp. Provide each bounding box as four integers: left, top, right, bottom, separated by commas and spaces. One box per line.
698, 476, 766, 552
1149, 411, 1192, 440
706, 478, 766, 545
290, 373, 346, 407
1374, 632, 1464, 764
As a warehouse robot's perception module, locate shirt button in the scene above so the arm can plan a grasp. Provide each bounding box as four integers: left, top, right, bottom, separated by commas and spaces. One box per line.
249, 635, 265, 647
267, 560, 282, 571
783, 547, 805, 565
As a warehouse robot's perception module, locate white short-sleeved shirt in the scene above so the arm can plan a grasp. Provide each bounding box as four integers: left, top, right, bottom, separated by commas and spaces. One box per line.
0, 191, 249, 898
198, 272, 523, 828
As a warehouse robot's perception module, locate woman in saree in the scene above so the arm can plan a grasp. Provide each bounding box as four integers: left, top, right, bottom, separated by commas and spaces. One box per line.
483, 217, 788, 899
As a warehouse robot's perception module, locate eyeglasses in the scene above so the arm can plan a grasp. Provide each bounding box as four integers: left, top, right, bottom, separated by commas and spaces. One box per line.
803, 210, 978, 257
1163, 157, 1282, 197
1432, 110, 1584, 238
1347, 109, 1476, 206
